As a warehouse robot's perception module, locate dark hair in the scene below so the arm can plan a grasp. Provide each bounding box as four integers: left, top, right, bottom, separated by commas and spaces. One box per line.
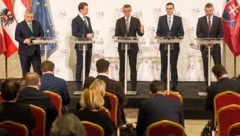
150, 80, 165, 94
123, 4, 131, 9
96, 58, 110, 73
41, 60, 55, 72
166, 2, 174, 8
78, 2, 88, 11
0, 78, 20, 101
205, 3, 213, 8
212, 64, 227, 79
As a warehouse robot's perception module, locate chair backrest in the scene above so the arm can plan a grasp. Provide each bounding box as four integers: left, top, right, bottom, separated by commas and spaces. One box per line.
146, 120, 185, 136
214, 91, 240, 127
0, 120, 28, 136
43, 90, 62, 118
104, 92, 119, 127
81, 121, 104, 136
217, 104, 240, 136
30, 104, 46, 136
228, 122, 240, 136
99, 107, 111, 117
0, 92, 3, 103
164, 91, 183, 104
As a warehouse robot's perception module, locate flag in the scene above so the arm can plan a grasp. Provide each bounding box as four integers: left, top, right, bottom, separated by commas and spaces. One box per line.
222, 0, 240, 57
14, 0, 31, 23
32, 0, 56, 56
0, 0, 18, 58
0, 25, 6, 55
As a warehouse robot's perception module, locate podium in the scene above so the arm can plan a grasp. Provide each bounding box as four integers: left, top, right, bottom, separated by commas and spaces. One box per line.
113, 36, 139, 95
196, 38, 223, 96
155, 36, 183, 92
29, 37, 58, 60
71, 37, 103, 95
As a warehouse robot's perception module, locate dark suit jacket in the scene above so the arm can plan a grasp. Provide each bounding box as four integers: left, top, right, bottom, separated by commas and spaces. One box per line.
115, 16, 144, 52
84, 75, 128, 125
205, 78, 240, 111
196, 15, 223, 38
15, 20, 44, 56
156, 15, 184, 49
71, 15, 93, 49
0, 102, 35, 132
40, 73, 70, 105
136, 94, 184, 135
17, 87, 58, 134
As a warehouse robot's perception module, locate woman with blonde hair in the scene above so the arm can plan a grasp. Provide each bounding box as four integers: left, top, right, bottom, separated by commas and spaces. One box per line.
75, 88, 114, 136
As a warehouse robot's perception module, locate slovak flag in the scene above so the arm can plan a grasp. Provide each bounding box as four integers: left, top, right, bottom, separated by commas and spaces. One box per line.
0, 0, 18, 58
222, 0, 240, 57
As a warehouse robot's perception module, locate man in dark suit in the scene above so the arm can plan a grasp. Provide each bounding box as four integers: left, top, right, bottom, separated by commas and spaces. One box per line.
84, 58, 128, 126
72, 2, 94, 90
196, 3, 223, 87
17, 72, 58, 135
156, 2, 184, 91
205, 64, 240, 128
115, 4, 144, 91
39, 60, 70, 113
15, 9, 44, 77
0, 78, 35, 134
136, 80, 184, 136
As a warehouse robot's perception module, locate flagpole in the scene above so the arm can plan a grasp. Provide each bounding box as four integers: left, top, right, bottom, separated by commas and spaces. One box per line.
5, 57, 8, 79
234, 57, 236, 78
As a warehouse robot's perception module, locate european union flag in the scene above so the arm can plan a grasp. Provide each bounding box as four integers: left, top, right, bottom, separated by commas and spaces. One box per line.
32, 0, 56, 56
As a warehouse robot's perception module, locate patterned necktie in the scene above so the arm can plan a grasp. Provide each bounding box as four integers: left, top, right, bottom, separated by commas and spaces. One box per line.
29, 23, 33, 32
126, 18, 130, 33
83, 16, 89, 28
168, 16, 171, 30
208, 17, 212, 31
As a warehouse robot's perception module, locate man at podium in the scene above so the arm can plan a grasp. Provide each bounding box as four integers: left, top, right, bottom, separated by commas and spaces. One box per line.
15, 9, 44, 78
196, 3, 223, 87
71, 2, 94, 90
115, 4, 144, 91
156, 2, 184, 91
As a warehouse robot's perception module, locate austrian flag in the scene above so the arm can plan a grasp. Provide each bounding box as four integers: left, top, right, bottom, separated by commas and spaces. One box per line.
222, 0, 240, 56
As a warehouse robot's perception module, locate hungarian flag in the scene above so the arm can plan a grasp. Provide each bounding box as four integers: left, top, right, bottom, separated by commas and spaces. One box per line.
222, 0, 240, 57
0, 0, 18, 58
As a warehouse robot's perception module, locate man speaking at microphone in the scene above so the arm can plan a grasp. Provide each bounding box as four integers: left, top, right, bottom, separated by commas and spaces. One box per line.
156, 2, 184, 91
196, 3, 223, 88
72, 2, 94, 91
15, 9, 44, 79
115, 4, 144, 92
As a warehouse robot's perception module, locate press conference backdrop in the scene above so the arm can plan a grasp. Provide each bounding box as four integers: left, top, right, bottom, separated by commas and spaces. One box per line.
0, 0, 232, 81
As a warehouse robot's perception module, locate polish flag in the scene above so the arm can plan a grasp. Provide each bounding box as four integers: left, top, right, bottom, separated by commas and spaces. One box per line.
0, 0, 18, 58
14, 0, 31, 23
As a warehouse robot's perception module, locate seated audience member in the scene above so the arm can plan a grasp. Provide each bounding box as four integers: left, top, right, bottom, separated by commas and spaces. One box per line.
75, 88, 114, 136
77, 79, 111, 111
50, 113, 86, 136
205, 64, 240, 128
39, 60, 70, 113
0, 78, 35, 134
17, 72, 58, 135
84, 58, 127, 126
136, 80, 184, 136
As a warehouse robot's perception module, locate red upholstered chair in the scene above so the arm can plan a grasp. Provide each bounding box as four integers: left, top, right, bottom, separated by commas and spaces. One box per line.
0, 93, 3, 103
146, 120, 185, 136
104, 92, 120, 136
81, 121, 104, 136
228, 122, 240, 136
164, 91, 183, 104
217, 104, 240, 136
99, 107, 111, 117
213, 91, 240, 128
43, 90, 62, 118
0, 120, 28, 136
30, 104, 46, 136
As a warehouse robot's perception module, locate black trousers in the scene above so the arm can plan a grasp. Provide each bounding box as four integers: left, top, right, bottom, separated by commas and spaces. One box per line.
19, 50, 41, 77
75, 48, 92, 89
200, 44, 221, 86
118, 47, 138, 90
160, 44, 179, 89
